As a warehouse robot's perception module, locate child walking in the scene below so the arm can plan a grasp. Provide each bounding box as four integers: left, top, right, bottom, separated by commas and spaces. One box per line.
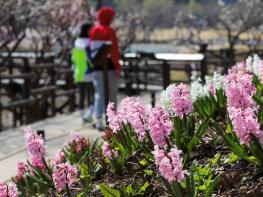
72, 23, 94, 123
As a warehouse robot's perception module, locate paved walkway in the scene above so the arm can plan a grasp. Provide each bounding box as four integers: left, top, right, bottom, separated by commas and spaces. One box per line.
0, 112, 102, 182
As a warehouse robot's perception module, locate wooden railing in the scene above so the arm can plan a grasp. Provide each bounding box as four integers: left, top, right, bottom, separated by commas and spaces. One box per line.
122, 52, 206, 95
0, 55, 77, 131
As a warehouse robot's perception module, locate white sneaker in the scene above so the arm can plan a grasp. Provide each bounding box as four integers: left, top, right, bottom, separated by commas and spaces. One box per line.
83, 117, 93, 125
84, 105, 94, 120
95, 118, 104, 131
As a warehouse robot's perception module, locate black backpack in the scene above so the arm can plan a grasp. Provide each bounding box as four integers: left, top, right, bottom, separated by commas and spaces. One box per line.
91, 42, 112, 66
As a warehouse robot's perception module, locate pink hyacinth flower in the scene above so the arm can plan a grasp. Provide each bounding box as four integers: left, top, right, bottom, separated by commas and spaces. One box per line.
106, 97, 148, 141
106, 102, 122, 133
17, 161, 26, 179
6, 183, 18, 197
0, 182, 18, 197
152, 145, 185, 183
120, 97, 148, 141
226, 72, 263, 145
70, 131, 82, 142
52, 150, 65, 166
149, 106, 173, 148
52, 162, 78, 192
0, 183, 7, 197
171, 84, 193, 117
102, 141, 118, 160
24, 127, 46, 169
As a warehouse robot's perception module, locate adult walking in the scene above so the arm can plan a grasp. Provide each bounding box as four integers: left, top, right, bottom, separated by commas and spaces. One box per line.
89, 7, 121, 131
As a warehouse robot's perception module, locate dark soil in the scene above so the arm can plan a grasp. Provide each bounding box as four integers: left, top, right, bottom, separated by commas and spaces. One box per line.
90, 135, 263, 197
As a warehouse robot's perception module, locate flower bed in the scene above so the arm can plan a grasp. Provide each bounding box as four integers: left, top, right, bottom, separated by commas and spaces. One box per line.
2, 55, 263, 196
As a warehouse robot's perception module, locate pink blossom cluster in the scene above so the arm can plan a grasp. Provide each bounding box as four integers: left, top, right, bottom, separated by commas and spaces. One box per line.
24, 128, 46, 169
106, 97, 148, 141
226, 85, 255, 111
152, 145, 185, 183
0, 182, 18, 197
102, 142, 118, 160
70, 131, 82, 142
52, 150, 65, 166
231, 56, 263, 84
17, 161, 27, 179
228, 61, 247, 74
207, 84, 215, 96
120, 97, 148, 141
229, 107, 263, 145
171, 84, 193, 117
149, 106, 173, 148
106, 102, 123, 133
226, 72, 256, 97
226, 72, 263, 145
52, 162, 78, 192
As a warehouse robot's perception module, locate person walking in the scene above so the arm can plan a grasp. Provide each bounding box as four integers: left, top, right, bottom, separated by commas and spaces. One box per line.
72, 23, 94, 123
89, 7, 121, 131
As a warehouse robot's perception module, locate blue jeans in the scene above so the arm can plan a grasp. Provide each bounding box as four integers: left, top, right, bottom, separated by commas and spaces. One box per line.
93, 71, 118, 119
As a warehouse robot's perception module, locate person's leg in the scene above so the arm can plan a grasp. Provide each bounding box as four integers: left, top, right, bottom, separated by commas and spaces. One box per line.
108, 70, 119, 105
87, 82, 94, 107
92, 71, 104, 129
84, 82, 94, 121
78, 83, 86, 118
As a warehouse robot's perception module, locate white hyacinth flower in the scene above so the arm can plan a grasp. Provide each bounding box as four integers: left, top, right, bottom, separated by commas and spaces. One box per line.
160, 84, 175, 112
190, 78, 209, 102
246, 56, 253, 73
252, 54, 261, 75
205, 72, 226, 92
246, 54, 261, 75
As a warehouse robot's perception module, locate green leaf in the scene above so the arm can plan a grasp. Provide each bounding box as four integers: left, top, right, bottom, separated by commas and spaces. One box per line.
125, 185, 134, 196
137, 182, 150, 195
144, 169, 153, 176
24, 173, 49, 188
225, 153, 238, 164
253, 95, 263, 107
197, 167, 210, 176
225, 124, 232, 134
249, 135, 263, 166
204, 175, 220, 197
79, 163, 90, 178
171, 181, 183, 197
99, 184, 121, 197
77, 193, 83, 197
198, 185, 207, 191
196, 118, 210, 139
211, 153, 221, 165
139, 159, 148, 166
185, 174, 196, 197
210, 120, 253, 163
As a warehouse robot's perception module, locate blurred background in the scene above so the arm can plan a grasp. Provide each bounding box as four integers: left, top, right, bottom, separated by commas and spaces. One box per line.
1, 0, 263, 58
0, 0, 263, 130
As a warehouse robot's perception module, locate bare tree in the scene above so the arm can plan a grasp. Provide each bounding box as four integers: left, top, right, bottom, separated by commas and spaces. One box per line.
174, 0, 263, 56
0, 0, 92, 64
215, 0, 263, 56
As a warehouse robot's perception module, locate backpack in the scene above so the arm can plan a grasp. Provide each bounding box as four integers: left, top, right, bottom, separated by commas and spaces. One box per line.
90, 42, 112, 66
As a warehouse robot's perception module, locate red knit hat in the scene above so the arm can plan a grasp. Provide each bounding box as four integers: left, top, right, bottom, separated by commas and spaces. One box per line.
97, 7, 115, 25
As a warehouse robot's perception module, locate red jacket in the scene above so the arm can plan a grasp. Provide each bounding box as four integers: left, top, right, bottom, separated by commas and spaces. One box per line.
89, 7, 121, 71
